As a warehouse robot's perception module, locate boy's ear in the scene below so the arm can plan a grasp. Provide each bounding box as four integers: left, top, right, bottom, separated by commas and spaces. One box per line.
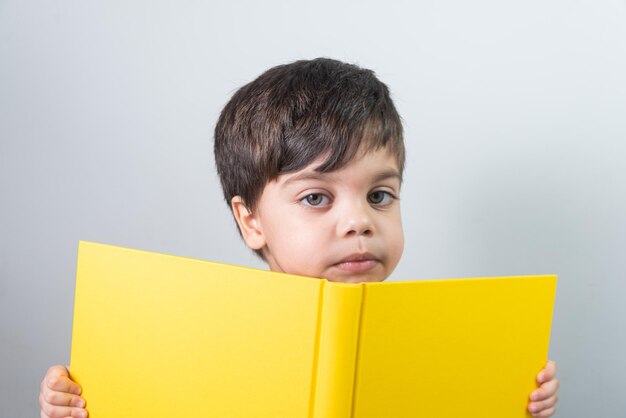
230, 196, 266, 251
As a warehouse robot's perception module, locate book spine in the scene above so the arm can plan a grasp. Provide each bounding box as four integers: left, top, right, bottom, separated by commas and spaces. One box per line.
311, 282, 364, 418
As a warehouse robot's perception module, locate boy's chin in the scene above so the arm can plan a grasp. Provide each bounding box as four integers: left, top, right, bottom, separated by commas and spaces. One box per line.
322, 259, 390, 283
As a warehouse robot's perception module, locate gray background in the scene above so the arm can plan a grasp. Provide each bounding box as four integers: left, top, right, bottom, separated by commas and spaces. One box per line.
1, 0, 625, 417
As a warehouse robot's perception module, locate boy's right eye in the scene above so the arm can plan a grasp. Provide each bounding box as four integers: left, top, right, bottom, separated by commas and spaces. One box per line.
301, 193, 330, 207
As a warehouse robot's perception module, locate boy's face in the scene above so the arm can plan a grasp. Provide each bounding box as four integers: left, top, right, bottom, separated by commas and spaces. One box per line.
232, 147, 404, 283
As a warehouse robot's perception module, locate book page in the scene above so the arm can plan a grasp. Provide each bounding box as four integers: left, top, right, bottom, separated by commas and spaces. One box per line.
70, 242, 323, 418
352, 275, 556, 418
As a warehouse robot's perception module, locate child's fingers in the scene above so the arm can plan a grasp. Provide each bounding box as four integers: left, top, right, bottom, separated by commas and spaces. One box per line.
531, 378, 560, 401
45, 367, 82, 396
45, 364, 71, 379
40, 382, 85, 407
40, 365, 87, 418
40, 397, 88, 418
47, 376, 82, 396
529, 392, 558, 412
529, 406, 557, 417
537, 360, 557, 383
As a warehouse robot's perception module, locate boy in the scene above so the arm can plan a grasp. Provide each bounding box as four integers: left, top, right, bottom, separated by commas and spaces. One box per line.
39, 58, 559, 417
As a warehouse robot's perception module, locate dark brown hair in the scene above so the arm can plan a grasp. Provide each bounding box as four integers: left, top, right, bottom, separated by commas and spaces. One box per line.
214, 58, 405, 255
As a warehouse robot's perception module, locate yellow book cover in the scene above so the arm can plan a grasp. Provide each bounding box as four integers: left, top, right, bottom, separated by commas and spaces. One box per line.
70, 241, 556, 418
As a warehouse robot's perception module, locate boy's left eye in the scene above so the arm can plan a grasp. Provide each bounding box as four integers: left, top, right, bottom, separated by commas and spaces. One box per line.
368, 191, 393, 205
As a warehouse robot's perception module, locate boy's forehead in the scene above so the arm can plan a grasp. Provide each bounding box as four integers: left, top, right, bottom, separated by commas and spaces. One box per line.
276, 148, 401, 186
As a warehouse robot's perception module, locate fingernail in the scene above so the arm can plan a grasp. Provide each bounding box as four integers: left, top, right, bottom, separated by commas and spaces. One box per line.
75, 398, 85, 408
76, 410, 87, 418
538, 372, 545, 382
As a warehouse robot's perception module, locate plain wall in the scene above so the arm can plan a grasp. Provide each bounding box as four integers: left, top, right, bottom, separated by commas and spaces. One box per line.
1, 1, 625, 417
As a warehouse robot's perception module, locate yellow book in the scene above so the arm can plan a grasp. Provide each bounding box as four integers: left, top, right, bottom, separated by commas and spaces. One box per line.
70, 241, 556, 418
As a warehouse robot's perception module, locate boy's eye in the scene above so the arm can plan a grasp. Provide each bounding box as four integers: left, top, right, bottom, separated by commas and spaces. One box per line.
302, 193, 330, 207
368, 191, 393, 205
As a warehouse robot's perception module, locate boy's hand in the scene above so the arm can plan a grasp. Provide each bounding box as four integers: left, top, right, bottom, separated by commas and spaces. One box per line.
528, 360, 559, 417
39, 365, 88, 418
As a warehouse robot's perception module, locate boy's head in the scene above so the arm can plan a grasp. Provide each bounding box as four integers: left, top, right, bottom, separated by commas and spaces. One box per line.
214, 58, 405, 282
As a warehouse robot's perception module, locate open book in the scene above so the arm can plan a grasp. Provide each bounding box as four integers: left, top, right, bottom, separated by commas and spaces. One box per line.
70, 241, 556, 418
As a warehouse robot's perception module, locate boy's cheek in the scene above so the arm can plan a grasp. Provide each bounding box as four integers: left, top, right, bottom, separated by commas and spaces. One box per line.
386, 219, 405, 267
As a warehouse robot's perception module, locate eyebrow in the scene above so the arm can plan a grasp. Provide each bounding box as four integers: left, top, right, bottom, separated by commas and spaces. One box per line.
371, 169, 403, 184
282, 168, 402, 186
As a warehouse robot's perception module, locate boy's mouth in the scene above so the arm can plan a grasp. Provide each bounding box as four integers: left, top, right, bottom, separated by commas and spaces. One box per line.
332, 253, 380, 273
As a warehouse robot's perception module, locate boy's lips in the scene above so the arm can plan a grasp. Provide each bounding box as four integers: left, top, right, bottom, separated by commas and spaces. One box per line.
332, 252, 380, 273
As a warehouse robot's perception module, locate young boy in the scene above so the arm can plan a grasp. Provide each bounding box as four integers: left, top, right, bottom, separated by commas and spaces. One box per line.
39, 58, 559, 417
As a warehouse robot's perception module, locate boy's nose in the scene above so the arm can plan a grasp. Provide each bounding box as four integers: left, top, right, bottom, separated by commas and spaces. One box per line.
337, 204, 374, 237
